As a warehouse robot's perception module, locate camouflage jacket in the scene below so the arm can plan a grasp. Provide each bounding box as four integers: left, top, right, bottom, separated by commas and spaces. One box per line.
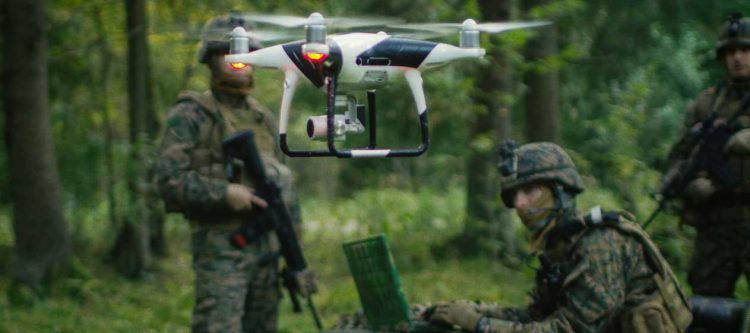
471, 211, 690, 333
154, 89, 296, 224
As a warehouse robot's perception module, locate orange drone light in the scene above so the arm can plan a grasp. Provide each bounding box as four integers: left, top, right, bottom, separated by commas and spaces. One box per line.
303, 51, 328, 63
229, 62, 249, 70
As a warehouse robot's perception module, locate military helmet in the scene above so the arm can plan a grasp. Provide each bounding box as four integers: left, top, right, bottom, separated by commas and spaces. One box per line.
198, 12, 262, 64
499, 141, 584, 208
716, 13, 750, 59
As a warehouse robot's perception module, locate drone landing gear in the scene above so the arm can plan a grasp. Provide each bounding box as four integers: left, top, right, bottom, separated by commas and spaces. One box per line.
280, 73, 430, 158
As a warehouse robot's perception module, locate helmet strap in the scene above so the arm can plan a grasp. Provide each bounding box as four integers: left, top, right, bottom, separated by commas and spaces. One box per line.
528, 183, 575, 248
527, 184, 571, 234
552, 183, 575, 213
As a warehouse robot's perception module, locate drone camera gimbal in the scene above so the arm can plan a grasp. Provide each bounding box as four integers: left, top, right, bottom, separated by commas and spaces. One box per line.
279, 67, 430, 158
306, 95, 366, 141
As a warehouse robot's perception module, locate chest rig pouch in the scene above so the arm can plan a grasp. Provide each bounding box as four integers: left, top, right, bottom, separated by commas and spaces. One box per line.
542, 207, 692, 332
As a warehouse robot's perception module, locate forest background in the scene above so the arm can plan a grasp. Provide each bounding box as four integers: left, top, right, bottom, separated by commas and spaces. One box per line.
2, 0, 749, 332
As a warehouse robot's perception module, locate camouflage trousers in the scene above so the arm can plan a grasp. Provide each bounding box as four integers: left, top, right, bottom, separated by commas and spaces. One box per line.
688, 222, 750, 297
191, 225, 281, 333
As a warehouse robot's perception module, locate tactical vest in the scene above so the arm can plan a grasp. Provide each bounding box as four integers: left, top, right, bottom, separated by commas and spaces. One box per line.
699, 84, 750, 193
681, 83, 750, 225
544, 208, 692, 332
176, 91, 297, 218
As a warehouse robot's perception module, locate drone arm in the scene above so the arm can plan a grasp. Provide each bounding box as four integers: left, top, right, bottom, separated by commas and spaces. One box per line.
404, 70, 426, 115
404, 69, 430, 154
224, 45, 291, 70
278, 70, 298, 156
420, 44, 485, 69
279, 70, 299, 135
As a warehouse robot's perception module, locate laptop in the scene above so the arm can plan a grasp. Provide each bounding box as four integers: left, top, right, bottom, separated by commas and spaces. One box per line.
342, 234, 412, 331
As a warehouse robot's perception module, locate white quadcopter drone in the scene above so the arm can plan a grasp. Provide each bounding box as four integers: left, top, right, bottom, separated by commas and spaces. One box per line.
225, 12, 549, 158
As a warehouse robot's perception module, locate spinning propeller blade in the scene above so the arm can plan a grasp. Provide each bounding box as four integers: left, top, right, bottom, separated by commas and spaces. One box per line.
390, 20, 551, 34
240, 13, 403, 30
202, 27, 298, 43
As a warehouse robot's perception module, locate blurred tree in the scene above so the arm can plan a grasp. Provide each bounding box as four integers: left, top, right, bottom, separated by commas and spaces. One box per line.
89, 3, 120, 249
521, 0, 560, 143
110, 0, 159, 278
2, 0, 71, 294
458, 0, 519, 261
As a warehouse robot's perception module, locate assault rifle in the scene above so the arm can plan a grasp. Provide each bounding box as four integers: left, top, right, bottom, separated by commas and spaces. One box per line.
222, 130, 322, 330
643, 94, 750, 229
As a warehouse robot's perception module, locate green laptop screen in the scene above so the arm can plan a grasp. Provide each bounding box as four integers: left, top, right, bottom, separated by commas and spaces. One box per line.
342, 234, 412, 331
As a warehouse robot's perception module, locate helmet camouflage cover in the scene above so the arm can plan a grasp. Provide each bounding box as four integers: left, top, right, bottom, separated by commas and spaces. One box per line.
198, 12, 262, 64
716, 13, 750, 59
499, 141, 584, 208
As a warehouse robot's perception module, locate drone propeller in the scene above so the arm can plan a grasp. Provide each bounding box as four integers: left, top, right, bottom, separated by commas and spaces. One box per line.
391, 31, 449, 41
201, 27, 299, 43
240, 12, 403, 30
391, 19, 551, 34
391, 19, 551, 48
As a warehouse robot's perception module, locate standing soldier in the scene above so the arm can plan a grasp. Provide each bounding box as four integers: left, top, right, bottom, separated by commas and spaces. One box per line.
154, 13, 309, 332
423, 142, 691, 332
663, 13, 750, 298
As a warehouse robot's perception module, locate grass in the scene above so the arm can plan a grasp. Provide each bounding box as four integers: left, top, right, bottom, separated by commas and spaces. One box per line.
0, 187, 533, 333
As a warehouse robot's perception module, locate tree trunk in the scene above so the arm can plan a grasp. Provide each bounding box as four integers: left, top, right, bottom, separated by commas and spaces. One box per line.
90, 3, 120, 246
111, 0, 158, 277
522, 1, 560, 143
461, 0, 519, 262
2, 0, 71, 292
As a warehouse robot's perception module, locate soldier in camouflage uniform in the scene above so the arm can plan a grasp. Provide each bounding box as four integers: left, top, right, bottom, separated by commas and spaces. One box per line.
154, 13, 307, 333
423, 142, 692, 333
663, 14, 750, 298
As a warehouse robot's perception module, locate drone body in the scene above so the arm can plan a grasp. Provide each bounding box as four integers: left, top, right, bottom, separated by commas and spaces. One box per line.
226, 32, 484, 91
224, 13, 547, 158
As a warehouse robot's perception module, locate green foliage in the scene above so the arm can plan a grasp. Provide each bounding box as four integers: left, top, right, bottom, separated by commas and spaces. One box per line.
303, 187, 466, 271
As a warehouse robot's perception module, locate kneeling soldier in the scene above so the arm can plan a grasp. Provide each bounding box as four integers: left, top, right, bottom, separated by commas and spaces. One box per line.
425, 142, 692, 333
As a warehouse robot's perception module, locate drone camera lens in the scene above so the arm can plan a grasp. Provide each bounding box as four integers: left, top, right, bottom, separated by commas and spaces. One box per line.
306, 119, 315, 138
306, 116, 328, 140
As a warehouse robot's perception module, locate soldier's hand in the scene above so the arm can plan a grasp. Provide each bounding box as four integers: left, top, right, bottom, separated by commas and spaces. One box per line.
226, 184, 268, 211
684, 176, 716, 202
295, 269, 318, 297
726, 128, 750, 154
429, 302, 483, 331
